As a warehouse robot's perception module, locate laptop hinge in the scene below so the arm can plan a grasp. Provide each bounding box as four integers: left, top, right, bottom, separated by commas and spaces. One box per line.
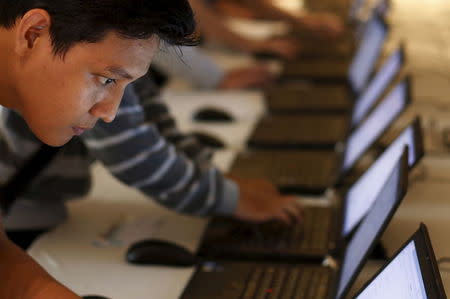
325, 188, 340, 206
322, 255, 338, 271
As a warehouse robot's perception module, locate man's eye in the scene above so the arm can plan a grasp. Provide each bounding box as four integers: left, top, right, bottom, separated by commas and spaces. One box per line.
100, 77, 117, 86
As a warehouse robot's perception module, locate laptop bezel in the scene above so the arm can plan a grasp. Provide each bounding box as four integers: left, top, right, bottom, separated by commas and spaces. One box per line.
337, 76, 413, 184
332, 148, 410, 299
348, 15, 390, 94
341, 116, 425, 239
350, 44, 406, 129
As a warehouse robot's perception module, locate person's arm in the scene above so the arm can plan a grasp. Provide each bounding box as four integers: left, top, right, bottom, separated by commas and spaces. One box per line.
241, 0, 344, 39
153, 45, 274, 89
189, 0, 300, 59
81, 85, 302, 222
0, 217, 80, 298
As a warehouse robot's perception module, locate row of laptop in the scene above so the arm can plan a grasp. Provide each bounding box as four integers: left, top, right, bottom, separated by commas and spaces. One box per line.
180, 0, 447, 297
182, 138, 445, 298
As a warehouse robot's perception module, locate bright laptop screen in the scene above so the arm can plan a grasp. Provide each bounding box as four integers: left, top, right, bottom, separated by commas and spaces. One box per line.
337, 158, 402, 298
348, 18, 387, 93
352, 49, 403, 126
356, 240, 427, 299
343, 125, 415, 236
342, 80, 408, 172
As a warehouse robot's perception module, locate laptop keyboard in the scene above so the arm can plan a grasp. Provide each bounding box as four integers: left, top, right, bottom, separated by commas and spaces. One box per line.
250, 115, 348, 146
245, 207, 332, 252
241, 265, 331, 299
202, 206, 333, 257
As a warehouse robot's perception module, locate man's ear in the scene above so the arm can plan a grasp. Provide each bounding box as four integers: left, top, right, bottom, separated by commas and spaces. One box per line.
14, 9, 51, 57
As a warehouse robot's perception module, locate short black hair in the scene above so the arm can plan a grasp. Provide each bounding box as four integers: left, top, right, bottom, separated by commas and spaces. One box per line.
0, 0, 197, 56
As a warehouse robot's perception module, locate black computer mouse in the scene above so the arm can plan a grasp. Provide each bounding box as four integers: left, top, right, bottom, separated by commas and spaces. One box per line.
192, 107, 234, 123
126, 238, 200, 267
82, 296, 111, 299
191, 131, 226, 149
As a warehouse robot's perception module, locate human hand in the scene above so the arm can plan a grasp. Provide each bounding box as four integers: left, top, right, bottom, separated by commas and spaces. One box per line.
218, 65, 275, 89
252, 37, 301, 60
231, 177, 303, 224
299, 13, 345, 40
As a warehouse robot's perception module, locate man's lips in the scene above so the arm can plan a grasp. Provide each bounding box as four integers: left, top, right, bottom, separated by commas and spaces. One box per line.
72, 126, 92, 136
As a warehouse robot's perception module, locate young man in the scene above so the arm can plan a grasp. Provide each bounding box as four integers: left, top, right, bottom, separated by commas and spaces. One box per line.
0, 0, 193, 298
0, 1, 301, 297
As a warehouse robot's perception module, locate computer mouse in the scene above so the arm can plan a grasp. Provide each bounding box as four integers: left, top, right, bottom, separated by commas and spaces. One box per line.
82, 296, 111, 299
192, 107, 234, 123
191, 131, 226, 149
126, 238, 200, 267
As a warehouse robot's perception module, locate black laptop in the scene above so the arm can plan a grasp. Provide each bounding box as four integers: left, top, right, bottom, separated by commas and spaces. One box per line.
181, 151, 409, 299
200, 119, 424, 261
265, 46, 404, 114
281, 16, 388, 84
231, 79, 411, 194
353, 224, 447, 298
254, 49, 404, 149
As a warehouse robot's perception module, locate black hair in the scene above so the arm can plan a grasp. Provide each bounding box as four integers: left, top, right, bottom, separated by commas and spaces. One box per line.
0, 0, 198, 56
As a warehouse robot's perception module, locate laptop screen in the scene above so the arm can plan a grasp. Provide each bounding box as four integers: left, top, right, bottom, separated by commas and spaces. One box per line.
336, 154, 404, 298
342, 80, 408, 173
342, 125, 416, 236
355, 240, 428, 298
351, 49, 403, 127
348, 17, 387, 93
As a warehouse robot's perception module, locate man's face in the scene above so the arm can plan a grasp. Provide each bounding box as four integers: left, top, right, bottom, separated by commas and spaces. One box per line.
11, 31, 158, 146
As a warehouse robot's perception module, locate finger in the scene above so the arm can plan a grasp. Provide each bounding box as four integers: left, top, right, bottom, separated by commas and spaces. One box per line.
282, 201, 304, 223
271, 209, 293, 226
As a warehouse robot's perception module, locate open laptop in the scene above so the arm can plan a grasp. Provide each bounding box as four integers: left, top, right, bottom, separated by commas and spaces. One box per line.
266, 46, 404, 114
231, 79, 411, 194
255, 49, 404, 148
199, 119, 423, 261
281, 16, 388, 86
181, 151, 409, 299
354, 224, 447, 299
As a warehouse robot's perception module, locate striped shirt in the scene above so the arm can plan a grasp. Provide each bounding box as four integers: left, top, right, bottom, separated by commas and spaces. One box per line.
0, 78, 238, 230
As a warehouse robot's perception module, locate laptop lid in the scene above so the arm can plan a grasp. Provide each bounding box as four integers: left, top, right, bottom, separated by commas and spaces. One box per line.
341, 117, 424, 237
341, 77, 411, 174
354, 0, 391, 38
348, 16, 389, 94
334, 149, 409, 299
355, 224, 447, 298
351, 46, 405, 127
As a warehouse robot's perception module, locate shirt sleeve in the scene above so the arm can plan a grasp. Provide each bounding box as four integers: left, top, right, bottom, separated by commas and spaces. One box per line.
81, 85, 239, 216
153, 45, 225, 89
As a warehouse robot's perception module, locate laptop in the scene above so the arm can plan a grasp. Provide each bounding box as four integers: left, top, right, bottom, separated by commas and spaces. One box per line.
230, 79, 411, 194
266, 46, 404, 114
181, 151, 409, 299
281, 16, 388, 86
199, 119, 423, 261
257, 49, 404, 147
354, 224, 447, 299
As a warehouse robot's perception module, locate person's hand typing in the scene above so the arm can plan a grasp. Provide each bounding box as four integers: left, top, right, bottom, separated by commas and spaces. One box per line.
231, 177, 303, 225
252, 37, 301, 60
218, 65, 275, 89
298, 13, 345, 40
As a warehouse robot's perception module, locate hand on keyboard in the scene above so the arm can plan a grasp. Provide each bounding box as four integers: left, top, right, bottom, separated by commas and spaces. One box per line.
230, 177, 303, 225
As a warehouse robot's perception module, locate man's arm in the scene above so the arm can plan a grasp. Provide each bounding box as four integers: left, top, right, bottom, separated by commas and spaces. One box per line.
0, 217, 80, 299
189, 0, 300, 59
234, 0, 344, 39
152, 45, 274, 90
82, 85, 302, 222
